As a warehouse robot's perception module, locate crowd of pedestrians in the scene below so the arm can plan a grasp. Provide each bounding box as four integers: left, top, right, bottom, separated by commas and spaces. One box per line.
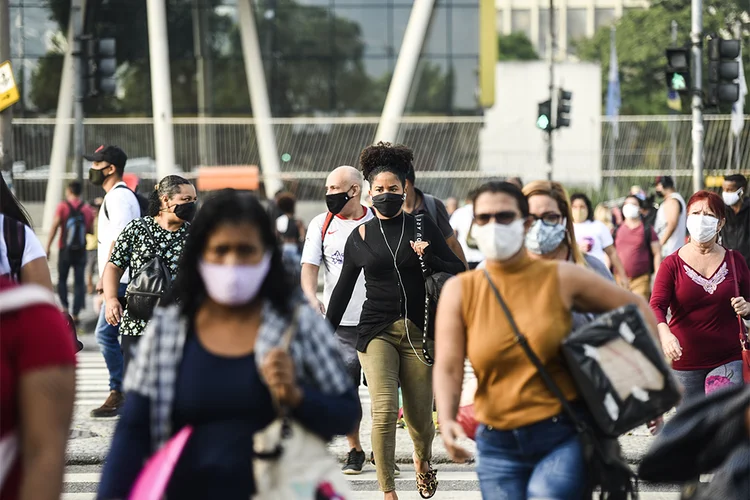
3, 139, 750, 500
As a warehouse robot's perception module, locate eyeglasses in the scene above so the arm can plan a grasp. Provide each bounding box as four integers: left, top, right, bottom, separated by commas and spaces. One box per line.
474, 211, 519, 226
531, 213, 564, 226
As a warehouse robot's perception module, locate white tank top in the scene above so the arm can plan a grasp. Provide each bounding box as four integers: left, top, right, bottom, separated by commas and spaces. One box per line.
655, 192, 687, 257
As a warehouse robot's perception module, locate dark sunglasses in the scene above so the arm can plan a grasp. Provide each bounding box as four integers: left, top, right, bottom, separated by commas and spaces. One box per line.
474, 211, 519, 226
531, 212, 564, 226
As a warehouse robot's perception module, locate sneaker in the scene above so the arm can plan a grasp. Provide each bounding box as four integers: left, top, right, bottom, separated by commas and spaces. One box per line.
370, 452, 400, 476
90, 390, 124, 418
342, 448, 366, 475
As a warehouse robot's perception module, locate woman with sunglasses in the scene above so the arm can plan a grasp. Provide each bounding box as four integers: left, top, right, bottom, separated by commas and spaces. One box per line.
433, 181, 660, 499
326, 142, 464, 500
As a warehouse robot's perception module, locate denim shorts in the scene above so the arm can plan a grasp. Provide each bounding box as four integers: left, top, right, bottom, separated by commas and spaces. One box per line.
475, 409, 588, 500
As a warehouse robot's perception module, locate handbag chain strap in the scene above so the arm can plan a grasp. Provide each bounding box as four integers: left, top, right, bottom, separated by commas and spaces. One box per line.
483, 270, 588, 434
728, 250, 749, 351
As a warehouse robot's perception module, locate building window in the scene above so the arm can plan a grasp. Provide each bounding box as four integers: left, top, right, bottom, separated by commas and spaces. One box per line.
566, 8, 587, 55
595, 8, 616, 31
511, 9, 532, 42
538, 9, 560, 58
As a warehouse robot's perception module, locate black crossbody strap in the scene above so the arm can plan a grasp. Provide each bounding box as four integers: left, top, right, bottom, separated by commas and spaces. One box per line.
483, 270, 588, 433
414, 214, 431, 278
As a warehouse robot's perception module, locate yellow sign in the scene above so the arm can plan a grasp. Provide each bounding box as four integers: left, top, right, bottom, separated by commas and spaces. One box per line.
0, 61, 20, 112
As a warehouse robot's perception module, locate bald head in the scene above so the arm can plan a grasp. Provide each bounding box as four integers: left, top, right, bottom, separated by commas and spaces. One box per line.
327, 165, 363, 190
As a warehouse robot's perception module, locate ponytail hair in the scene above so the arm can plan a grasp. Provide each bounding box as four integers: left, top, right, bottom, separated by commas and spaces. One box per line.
148, 174, 192, 217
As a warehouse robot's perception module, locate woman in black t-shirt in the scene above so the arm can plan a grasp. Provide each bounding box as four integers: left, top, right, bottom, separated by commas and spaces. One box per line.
327, 142, 464, 500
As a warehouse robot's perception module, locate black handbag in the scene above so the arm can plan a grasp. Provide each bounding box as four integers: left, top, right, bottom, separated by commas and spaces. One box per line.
561, 304, 681, 438
484, 271, 639, 500
125, 220, 184, 321
414, 214, 453, 363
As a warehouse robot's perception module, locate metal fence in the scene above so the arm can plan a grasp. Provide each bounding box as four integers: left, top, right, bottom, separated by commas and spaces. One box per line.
8, 115, 750, 204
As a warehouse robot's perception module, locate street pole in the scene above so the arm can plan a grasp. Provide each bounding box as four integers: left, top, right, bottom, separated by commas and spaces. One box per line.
0, 0, 12, 175
72, 0, 85, 184
690, 0, 704, 193
547, 0, 555, 180
670, 20, 678, 179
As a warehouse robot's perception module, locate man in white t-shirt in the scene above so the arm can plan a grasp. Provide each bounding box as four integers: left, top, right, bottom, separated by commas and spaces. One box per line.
85, 145, 141, 418
449, 189, 484, 269
300, 165, 373, 475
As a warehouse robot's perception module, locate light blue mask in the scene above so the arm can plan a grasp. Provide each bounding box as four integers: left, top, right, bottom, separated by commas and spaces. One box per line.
525, 219, 567, 255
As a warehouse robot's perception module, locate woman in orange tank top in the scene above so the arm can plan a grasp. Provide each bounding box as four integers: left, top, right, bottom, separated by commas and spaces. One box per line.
433, 181, 660, 500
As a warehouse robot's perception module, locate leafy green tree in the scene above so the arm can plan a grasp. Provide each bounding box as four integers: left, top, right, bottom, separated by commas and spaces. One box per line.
498, 33, 539, 61
575, 0, 749, 115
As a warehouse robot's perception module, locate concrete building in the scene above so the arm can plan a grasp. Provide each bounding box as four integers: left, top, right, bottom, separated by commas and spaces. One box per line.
495, 0, 648, 58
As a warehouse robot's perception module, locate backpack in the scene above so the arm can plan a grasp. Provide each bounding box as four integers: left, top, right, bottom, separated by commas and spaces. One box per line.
2, 216, 25, 283
103, 184, 148, 220
422, 193, 439, 225
614, 221, 655, 274
125, 219, 186, 321
63, 202, 87, 255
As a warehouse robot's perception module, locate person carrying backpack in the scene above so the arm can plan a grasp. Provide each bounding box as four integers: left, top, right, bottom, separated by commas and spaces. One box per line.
101, 175, 196, 378
614, 194, 663, 301
46, 181, 95, 322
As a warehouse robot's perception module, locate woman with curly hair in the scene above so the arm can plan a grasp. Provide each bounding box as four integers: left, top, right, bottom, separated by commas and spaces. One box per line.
326, 143, 464, 499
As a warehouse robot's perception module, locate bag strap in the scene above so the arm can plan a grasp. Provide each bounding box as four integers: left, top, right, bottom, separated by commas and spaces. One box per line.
483, 270, 588, 433
728, 250, 748, 350
423, 193, 438, 223
414, 214, 431, 278
3, 217, 25, 283
320, 212, 335, 249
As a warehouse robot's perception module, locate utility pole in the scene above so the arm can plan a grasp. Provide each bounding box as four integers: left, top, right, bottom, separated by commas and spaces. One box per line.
0, 0, 12, 175
670, 20, 678, 179
547, 0, 555, 180
72, 0, 85, 184
690, 0, 704, 192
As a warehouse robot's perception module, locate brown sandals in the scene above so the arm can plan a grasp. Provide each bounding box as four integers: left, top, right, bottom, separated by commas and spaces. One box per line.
416, 463, 438, 498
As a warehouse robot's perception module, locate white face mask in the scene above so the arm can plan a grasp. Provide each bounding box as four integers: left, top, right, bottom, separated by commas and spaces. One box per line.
199, 253, 272, 306
686, 214, 720, 244
471, 219, 526, 261
622, 204, 641, 220
722, 189, 742, 207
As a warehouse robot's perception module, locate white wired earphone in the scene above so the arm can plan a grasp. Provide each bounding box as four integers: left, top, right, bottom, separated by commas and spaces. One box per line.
377, 198, 433, 367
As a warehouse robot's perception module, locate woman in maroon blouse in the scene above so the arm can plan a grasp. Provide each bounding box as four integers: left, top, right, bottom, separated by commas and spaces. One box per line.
650, 190, 750, 402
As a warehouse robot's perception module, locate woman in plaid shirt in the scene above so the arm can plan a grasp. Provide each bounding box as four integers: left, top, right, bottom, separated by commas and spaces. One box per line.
97, 190, 359, 499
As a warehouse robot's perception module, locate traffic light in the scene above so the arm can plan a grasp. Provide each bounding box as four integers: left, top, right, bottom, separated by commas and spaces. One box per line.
557, 89, 572, 128
86, 38, 117, 96
665, 47, 690, 94
707, 36, 740, 105
537, 100, 552, 131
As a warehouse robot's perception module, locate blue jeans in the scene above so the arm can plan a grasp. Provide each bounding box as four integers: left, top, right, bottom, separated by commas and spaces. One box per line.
475, 411, 587, 500
95, 283, 127, 392
57, 250, 87, 316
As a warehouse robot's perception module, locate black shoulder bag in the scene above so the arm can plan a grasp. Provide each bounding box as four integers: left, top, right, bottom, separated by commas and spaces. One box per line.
126, 220, 186, 321
415, 214, 454, 364
483, 271, 638, 500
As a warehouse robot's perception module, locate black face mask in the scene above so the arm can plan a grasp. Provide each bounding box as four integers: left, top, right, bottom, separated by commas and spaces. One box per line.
372, 193, 405, 219
326, 188, 354, 215
655, 190, 664, 198
88, 166, 112, 186
173, 201, 197, 223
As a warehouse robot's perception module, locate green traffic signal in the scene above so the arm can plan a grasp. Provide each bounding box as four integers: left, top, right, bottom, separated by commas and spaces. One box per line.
671, 73, 687, 91
537, 99, 552, 131
537, 115, 550, 130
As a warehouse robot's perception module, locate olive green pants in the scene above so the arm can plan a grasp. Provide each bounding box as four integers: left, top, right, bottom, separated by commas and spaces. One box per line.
358, 319, 435, 492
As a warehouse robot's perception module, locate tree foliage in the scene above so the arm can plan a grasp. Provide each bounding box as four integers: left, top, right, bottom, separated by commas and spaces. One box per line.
498, 33, 539, 61
33, 0, 455, 117
575, 0, 749, 115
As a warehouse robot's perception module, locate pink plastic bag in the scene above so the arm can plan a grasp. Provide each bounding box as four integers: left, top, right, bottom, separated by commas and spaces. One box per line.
129, 426, 193, 500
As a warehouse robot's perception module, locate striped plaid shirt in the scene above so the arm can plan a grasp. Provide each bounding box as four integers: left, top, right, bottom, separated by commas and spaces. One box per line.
124, 300, 353, 451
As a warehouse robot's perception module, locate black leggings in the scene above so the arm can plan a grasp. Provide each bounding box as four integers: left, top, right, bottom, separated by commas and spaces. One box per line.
121, 335, 142, 379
